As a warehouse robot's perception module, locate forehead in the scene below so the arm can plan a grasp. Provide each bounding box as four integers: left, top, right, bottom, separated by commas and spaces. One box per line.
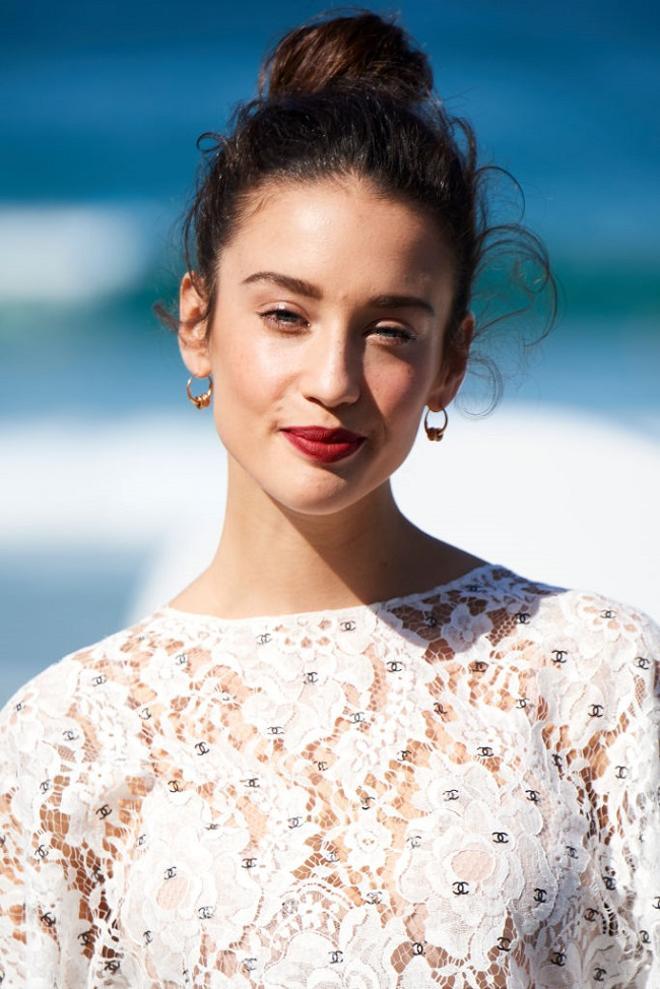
220, 176, 454, 294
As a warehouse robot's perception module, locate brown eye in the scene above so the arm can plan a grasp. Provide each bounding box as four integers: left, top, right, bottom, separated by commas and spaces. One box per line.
259, 307, 305, 328
372, 326, 414, 343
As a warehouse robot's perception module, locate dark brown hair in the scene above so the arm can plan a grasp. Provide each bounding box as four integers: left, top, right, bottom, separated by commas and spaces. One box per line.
154, 6, 557, 413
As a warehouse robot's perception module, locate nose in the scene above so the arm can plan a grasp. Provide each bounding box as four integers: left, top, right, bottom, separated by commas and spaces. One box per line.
300, 325, 362, 408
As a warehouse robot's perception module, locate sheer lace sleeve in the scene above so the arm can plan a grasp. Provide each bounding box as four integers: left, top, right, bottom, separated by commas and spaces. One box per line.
0, 676, 63, 985
573, 603, 660, 986
0, 691, 30, 985
0, 649, 130, 987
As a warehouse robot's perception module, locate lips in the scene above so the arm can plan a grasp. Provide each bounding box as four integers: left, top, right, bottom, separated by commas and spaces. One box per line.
281, 426, 366, 464
283, 426, 365, 442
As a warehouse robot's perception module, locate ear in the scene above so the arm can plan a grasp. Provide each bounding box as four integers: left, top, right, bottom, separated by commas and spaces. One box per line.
177, 271, 213, 377
426, 311, 475, 412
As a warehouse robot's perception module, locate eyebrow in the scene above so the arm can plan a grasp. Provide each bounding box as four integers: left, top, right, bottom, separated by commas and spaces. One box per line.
241, 270, 435, 316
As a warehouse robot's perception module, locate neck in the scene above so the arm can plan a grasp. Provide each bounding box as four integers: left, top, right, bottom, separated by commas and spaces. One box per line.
173, 456, 483, 618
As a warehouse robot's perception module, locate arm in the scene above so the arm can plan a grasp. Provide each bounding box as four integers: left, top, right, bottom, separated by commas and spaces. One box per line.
0, 691, 56, 985
583, 607, 660, 986
0, 658, 126, 987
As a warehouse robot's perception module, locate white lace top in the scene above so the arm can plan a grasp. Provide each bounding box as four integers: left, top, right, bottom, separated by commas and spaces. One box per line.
1, 562, 658, 988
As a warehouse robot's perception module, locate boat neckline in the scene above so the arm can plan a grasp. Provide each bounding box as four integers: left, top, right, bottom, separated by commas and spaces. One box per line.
154, 560, 502, 628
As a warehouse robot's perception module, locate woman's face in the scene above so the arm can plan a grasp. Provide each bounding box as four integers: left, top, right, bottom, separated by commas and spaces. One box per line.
179, 175, 473, 515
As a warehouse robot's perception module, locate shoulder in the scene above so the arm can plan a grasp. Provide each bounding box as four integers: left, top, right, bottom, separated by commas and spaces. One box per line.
488, 568, 659, 741
482, 564, 659, 655
467, 565, 659, 697
531, 576, 659, 679
0, 609, 180, 764
0, 609, 193, 848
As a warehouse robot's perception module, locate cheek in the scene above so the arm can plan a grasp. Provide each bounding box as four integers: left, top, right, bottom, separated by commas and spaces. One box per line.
215, 333, 286, 413
368, 359, 426, 419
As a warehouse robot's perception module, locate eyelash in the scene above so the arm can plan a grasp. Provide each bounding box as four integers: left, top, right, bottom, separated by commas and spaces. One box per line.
259, 308, 414, 343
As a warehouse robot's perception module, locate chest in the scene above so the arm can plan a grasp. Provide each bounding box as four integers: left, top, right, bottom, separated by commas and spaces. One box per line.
95, 647, 596, 987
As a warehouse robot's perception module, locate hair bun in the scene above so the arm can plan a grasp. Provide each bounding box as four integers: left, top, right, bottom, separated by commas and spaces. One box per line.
257, 10, 434, 105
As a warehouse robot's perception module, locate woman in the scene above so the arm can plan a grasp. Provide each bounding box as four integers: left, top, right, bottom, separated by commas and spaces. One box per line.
1, 10, 658, 987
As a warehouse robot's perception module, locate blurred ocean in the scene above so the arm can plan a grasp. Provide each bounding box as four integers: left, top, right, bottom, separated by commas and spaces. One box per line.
1, 0, 659, 704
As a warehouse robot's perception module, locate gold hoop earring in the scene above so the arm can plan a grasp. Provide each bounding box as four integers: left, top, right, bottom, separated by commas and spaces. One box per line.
186, 374, 213, 410
424, 406, 448, 442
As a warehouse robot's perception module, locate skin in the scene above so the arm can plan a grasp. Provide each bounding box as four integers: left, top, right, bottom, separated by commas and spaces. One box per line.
170, 173, 486, 618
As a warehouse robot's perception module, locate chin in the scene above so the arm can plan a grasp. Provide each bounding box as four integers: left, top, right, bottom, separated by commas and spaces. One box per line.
269, 480, 365, 516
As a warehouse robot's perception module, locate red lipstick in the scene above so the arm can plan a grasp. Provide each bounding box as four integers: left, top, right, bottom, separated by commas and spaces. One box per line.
281, 426, 366, 464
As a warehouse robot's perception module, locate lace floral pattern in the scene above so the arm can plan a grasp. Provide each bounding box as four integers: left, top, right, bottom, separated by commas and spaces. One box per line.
1, 563, 658, 987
